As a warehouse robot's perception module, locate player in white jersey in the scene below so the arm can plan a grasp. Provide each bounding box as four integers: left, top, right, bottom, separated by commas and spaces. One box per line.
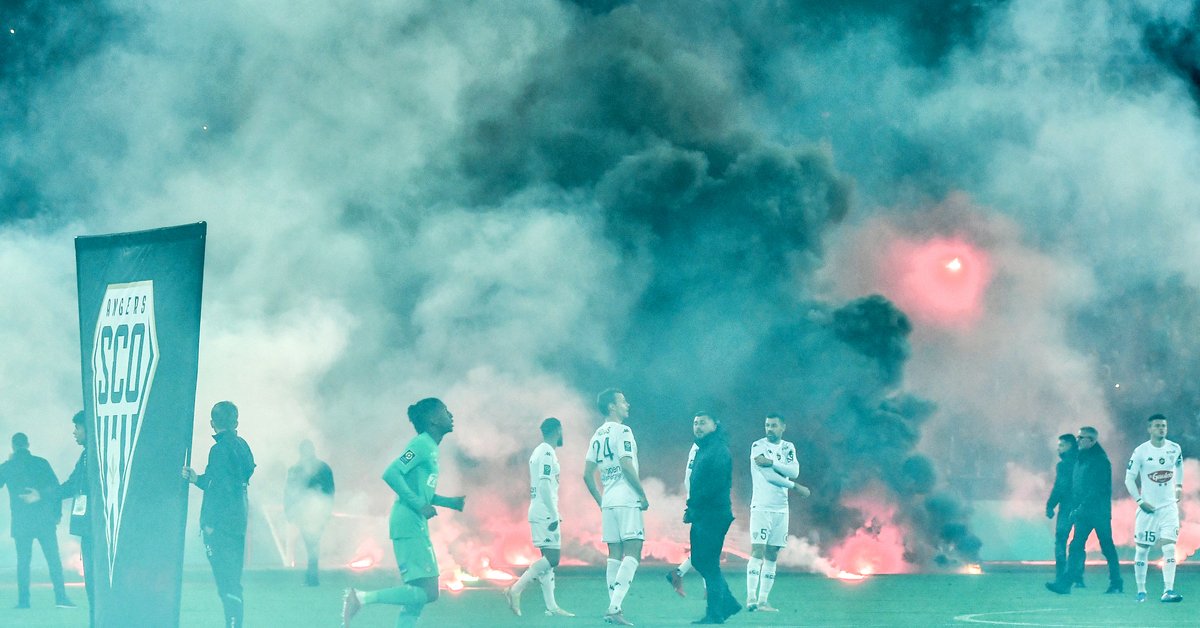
1124, 414, 1184, 603
507, 418, 574, 618
583, 389, 648, 626
666, 443, 699, 597
746, 414, 810, 612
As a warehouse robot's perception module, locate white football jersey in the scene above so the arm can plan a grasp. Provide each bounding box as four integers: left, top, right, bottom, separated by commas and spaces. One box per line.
586, 421, 640, 508
1126, 439, 1183, 509
683, 443, 698, 493
750, 437, 798, 513
528, 442, 560, 522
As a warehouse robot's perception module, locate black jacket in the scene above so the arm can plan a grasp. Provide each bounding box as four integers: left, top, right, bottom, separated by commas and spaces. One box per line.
685, 426, 732, 523
52, 449, 90, 537
0, 449, 61, 537
1046, 448, 1077, 515
1070, 443, 1112, 517
196, 431, 256, 536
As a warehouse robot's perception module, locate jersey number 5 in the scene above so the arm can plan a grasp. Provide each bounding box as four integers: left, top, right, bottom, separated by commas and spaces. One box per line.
591, 438, 614, 462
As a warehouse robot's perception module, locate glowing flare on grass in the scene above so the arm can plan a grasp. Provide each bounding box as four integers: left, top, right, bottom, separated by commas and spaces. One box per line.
347, 537, 384, 572
828, 498, 912, 576
349, 556, 375, 570
480, 557, 515, 582
962, 564, 983, 575
835, 570, 867, 582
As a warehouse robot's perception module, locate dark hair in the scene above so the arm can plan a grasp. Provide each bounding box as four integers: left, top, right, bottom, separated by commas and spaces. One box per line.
596, 388, 623, 416
1079, 426, 1098, 439
12, 432, 29, 449
693, 411, 718, 425
765, 413, 786, 423
211, 401, 239, 430
1147, 413, 1167, 424
1058, 433, 1077, 448
540, 417, 562, 438
408, 397, 444, 433
72, 411, 86, 427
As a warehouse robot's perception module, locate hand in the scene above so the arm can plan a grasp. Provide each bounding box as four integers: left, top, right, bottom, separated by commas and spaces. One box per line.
420, 505, 438, 519
1045, 507, 1054, 520
18, 488, 40, 504
639, 497, 649, 511
444, 496, 466, 512
793, 484, 811, 498
182, 467, 198, 483
549, 520, 559, 532
1139, 501, 1156, 514
754, 454, 773, 467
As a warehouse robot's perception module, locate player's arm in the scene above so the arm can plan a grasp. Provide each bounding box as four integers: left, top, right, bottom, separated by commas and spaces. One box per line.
431, 494, 465, 511
771, 445, 800, 479
383, 449, 432, 515
1176, 450, 1184, 502
1124, 454, 1152, 512
535, 455, 557, 519
583, 459, 603, 507
619, 455, 648, 509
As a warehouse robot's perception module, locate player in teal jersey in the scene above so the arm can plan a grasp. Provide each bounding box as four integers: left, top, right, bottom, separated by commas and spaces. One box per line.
342, 398, 465, 627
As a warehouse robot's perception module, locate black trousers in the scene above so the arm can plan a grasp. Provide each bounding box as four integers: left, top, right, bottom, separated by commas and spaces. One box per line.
204, 530, 246, 627
14, 526, 67, 605
690, 516, 738, 620
80, 536, 95, 626
1063, 511, 1121, 586
1053, 512, 1072, 582
301, 530, 320, 584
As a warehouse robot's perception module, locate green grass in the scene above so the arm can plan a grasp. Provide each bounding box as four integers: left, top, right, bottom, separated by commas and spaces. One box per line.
1, 566, 1197, 627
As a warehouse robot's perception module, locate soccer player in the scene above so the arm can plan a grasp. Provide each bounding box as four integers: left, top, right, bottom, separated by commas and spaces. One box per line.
1045, 426, 1123, 596
584, 388, 648, 626
183, 401, 257, 628
342, 398, 465, 627
684, 412, 741, 624
666, 441, 698, 597
506, 417, 574, 617
284, 439, 335, 586
746, 414, 809, 612
1125, 414, 1184, 603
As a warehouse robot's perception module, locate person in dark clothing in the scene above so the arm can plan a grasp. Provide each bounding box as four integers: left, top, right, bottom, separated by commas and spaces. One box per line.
1045, 433, 1083, 587
683, 413, 741, 625
183, 401, 256, 628
284, 439, 334, 586
0, 432, 73, 609
1046, 426, 1123, 595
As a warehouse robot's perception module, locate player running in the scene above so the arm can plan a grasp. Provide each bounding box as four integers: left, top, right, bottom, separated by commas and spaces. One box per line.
342, 398, 465, 627
584, 389, 648, 626
1125, 413, 1184, 604
506, 418, 574, 618
746, 414, 810, 612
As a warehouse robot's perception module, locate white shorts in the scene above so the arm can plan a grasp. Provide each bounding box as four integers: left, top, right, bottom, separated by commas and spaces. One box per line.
530, 519, 561, 550
1135, 503, 1180, 545
750, 509, 788, 547
601, 506, 644, 543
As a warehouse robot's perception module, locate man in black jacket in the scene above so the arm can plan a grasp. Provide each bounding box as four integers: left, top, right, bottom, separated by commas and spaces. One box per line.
184, 401, 257, 628
284, 439, 334, 586
1046, 426, 1123, 595
1045, 433, 1082, 587
0, 432, 72, 609
684, 413, 741, 624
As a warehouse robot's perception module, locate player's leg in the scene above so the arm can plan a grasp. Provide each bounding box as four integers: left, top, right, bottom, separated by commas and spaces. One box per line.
509, 520, 552, 615
347, 538, 438, 625
666, 553, 690, 598
203, 530, 245, 627
757, 544, 782, 611
746, 544, 765, 609
607, 508, 643, 622
1158, 510, 1181, 602
603, 507, 622, 591
537, 548, 573, 616
1134, 508, 1152, 596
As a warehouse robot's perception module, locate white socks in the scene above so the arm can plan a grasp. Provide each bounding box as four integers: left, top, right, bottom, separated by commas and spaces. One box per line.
513, 557, 551, 595
608, 557, 639, 613
1163, 543, 1177, 591
607, 559, 621, 590
746, 557, 763, 603
538, 566, 560, 610
1135, 545, 1149, 593
677, 557, 692, 577
759, 560, 778, 603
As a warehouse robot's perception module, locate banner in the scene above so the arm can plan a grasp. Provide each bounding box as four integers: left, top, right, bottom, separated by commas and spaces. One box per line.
75, 223, 206, 627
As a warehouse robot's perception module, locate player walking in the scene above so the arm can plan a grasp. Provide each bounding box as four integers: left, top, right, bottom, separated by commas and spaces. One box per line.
1125, 414, 1184, 603
506, 418, 574, 617
666, 441, 698, 597
584, 389, 648, 626
746, 414, 809, 612
342, 398, 465, 627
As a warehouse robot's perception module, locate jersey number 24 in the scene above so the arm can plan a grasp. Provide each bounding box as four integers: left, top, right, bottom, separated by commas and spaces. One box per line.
592, 438, 614, 462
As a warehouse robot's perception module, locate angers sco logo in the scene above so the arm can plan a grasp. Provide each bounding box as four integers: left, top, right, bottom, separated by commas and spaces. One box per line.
91, 281, 159, 585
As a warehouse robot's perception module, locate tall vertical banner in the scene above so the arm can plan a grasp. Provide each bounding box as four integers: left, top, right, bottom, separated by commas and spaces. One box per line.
75, 223, 206, 627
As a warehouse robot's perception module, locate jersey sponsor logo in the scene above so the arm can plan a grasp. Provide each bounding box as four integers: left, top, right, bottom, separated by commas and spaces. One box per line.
91, 281, 159, 586
401, 450, 416, 464
1149, 470, 1174, 483
543, 464, 552, 475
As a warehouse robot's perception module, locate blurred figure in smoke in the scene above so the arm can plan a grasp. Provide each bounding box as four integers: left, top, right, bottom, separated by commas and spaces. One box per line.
23, 412, 93, 623
1046, 426, 1123, 595
746, 414, 809, 613
0, 432, 72, 609
505, 417, 574, 617
284, 439, 335, 586
183, 401, 257, 628
1124, 414, 1184, 603
1045, 433, 1083, 588
584, 388, 647, 626
685, 412, 740, 625
666, 436, 700, 598
343, 398, 465, 628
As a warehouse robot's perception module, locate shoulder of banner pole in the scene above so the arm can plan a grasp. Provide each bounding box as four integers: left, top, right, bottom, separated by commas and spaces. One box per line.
74, 222, 208, 250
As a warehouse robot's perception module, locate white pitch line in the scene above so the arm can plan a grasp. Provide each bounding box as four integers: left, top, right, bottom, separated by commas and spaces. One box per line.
953, 608, 1170, 628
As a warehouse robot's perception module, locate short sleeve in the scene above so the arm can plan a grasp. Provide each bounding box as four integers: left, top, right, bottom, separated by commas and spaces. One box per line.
618, 427, 636, 459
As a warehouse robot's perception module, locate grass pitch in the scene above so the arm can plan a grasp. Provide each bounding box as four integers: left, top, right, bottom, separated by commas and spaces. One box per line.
1, 565, 1197, 627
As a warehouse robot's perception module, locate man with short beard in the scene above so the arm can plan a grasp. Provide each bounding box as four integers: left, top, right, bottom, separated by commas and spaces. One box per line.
685, 412, 740, 625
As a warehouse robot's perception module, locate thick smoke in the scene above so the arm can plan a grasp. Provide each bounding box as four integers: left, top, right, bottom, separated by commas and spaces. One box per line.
3, 0, 1200, 575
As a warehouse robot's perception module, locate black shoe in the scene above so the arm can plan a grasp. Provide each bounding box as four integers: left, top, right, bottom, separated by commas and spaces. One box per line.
1045, 581, 1071, 595
720, 599, 742, 620
692, 616, 724, 625
1105, 582, 1124, 594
